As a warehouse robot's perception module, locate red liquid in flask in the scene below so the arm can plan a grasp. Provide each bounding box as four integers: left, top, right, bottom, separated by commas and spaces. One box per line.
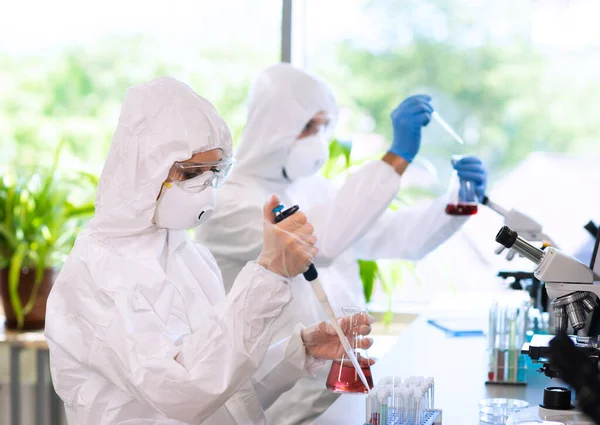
445, 203, 478, 216
326, 358, 374, 394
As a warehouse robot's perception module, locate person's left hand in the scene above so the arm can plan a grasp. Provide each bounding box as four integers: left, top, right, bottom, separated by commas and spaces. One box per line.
453, 155, 487, 202
301, 313, 374, 360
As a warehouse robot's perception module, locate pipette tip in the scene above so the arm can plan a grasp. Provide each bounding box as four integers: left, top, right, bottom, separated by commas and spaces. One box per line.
431, 111, 465, 145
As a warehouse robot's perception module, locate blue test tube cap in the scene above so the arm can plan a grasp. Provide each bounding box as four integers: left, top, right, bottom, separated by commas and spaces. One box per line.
272, 205, 284, 214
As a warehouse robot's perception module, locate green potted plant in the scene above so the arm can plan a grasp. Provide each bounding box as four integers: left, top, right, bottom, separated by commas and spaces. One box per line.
0, 145, 96, 330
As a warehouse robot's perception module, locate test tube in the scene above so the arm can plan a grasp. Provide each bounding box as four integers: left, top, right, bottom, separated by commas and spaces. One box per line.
394, 381, 404, 423
508, 307, 518, 382
366, 392, 374, 425
406, 387, 415, 424
424, 377, 434, 411
398, 387, 405, 423
378, 389, 388, 425
418, 384, 428, 417
386, 386, 392, 424
488, 301, 498, 382
496, 305, 507, 382
414, 387, 422, 424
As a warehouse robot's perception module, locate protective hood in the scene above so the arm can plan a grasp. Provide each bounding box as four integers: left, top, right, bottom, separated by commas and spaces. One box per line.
233, 63, 339, 182
88, 76, 233, 238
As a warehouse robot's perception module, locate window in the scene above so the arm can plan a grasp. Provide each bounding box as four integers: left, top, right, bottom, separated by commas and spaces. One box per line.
0, 0, 282, 170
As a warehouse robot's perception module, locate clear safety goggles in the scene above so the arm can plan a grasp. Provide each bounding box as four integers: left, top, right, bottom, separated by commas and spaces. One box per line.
168, 158, 235, 189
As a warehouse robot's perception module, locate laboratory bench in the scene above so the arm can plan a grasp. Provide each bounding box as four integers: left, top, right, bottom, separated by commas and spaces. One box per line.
315, 293, 557, 425
0, 323, 64, 425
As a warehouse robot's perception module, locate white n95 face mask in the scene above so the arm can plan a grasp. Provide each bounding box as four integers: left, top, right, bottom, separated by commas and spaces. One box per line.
283, 133, 330, 181
154, 175, 217, 230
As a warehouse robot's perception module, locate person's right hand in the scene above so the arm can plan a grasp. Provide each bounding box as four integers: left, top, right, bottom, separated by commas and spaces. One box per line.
388, 94, 433, 163
258, 194, 318, 278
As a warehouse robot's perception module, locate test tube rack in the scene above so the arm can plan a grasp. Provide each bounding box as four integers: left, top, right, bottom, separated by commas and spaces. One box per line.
365, 376, 441, 425
486, 299, 530, 385
364, 409, 442, 425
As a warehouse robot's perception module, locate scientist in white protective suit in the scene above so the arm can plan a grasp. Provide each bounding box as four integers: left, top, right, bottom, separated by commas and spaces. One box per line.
44, 76, 374, 425
196, 63, 488, 424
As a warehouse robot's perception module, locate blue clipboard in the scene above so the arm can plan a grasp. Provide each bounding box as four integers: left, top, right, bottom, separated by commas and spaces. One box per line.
427, 318, 485, 337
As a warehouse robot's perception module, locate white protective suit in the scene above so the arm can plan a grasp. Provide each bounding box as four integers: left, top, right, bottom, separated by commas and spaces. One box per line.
195, 64, 471, 425
44, 76, 322, 425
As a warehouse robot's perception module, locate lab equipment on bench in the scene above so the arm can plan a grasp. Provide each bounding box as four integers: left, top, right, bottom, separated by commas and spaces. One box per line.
486, 298, 530, 385
445, 156, 479, 216
515, 334, 600, 424
364, 376, 442, 425
493, 225, 600, 424
479, 398, 529, 424
495, 226, 598, 333
273, 204, 372, 393
326, 306, 374, 394
426, 318, 485, 337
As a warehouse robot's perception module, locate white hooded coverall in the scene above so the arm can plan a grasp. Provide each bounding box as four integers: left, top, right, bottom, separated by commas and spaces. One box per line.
44, 77, 322, 425
195, 64, 470, 425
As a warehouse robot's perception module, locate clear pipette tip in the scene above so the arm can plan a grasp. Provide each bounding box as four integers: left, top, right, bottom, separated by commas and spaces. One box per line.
431, 111, 465, 145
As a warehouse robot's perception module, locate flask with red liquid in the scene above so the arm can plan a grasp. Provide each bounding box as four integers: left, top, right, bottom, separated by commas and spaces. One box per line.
326, 307, 374, 394
445, 156, 478, 216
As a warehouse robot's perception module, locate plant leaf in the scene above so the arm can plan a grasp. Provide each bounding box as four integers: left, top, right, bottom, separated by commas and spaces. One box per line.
0, 223, 18, 250
322, 139, 353, 179
65, 203, 95, 219
23, 244, 48, 316
9, 243, 27, 329
358, 259, 378, 303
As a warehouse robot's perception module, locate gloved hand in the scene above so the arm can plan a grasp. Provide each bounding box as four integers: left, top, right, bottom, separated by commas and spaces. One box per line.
301, 312, 375, 360
389, 94, 434, 162
453, 155, 487, 202
258, 194, 318, 278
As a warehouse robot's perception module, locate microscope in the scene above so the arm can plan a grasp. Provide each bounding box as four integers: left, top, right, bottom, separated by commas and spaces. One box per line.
495, 226, 599, 334
495, 225, 600, 424
484, 197, 554, 322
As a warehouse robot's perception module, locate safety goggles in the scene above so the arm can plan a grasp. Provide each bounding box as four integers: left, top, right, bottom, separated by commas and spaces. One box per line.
169, 158, 235, 189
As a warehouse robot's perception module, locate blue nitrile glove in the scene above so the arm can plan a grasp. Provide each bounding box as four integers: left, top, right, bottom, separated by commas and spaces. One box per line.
389, 94, 434, 162
453, 156, 487, 202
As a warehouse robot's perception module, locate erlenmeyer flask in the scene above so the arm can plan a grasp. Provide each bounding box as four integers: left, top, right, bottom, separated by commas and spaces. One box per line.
445, 155, 478, 216
325, 306, 374, 394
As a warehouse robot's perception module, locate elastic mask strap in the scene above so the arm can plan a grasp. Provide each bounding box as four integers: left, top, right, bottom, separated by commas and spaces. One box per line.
157, 181, 171, 200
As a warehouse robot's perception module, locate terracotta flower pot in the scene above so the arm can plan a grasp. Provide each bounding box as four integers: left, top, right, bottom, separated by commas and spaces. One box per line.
0, 267, 56, 331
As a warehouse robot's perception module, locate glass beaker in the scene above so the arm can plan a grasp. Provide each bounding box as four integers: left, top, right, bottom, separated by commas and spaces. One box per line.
326, 306, 374, 394
445, 155, 478, 216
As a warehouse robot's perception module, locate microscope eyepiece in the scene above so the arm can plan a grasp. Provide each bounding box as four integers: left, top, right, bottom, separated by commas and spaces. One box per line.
495, 225, 544, 264
496, 225, 518, 249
